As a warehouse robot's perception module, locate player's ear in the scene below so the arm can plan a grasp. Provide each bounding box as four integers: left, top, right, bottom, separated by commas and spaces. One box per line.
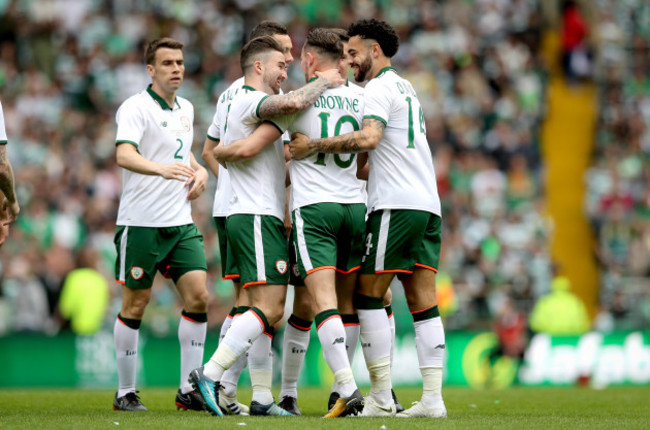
254, 59, 263, 75
307, 51, 316, 67
371, 42, 381, 59
146, 64, 155, 78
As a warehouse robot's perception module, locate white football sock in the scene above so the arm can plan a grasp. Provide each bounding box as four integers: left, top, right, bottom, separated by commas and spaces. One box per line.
317, 312, 357, 398
220, 311, 247, 397
415, 315, 445, 396
178, 313, 207, 394
114, 317, 139, 398
279, 316, 311, 399
205, 310, 264, 381
358, 308, 392, 407
248, 333, 274, 405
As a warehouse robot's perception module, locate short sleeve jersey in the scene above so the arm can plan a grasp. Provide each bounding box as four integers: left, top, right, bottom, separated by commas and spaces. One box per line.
207, 77, 289, 217
115, 86, 194, 227
223, 86, 286, 221
206, 77, 244, 217
0, 101, 7, 145
363, 67, 441, 216
277, 84, 365, 211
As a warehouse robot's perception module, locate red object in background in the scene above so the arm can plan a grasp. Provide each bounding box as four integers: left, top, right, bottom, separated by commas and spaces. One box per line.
562, 4, 587, 51
495, 308, 527, 357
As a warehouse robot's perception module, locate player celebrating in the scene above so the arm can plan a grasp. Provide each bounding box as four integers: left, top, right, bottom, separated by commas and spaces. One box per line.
112, 38, 210, 412
201, 20, 294, 416
290, 19, 447, 418
189, 36, 343, 417
218, 28, 368, 418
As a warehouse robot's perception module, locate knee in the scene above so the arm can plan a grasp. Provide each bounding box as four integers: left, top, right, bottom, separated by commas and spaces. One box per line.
265, 306, 284, 326
122, 295, 150, 319
293, 288, 314, 320
184, 289, 210, 313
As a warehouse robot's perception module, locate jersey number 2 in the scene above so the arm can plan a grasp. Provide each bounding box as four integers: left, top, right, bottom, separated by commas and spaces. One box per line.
174, 138, 183, 159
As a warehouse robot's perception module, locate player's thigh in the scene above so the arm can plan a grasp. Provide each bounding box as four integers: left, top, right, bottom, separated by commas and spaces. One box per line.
114, 225, 160, 289
214, 216, 240, 282
160, 224, 208, 283
226, 214, 289, 288
360, 209, 430, 274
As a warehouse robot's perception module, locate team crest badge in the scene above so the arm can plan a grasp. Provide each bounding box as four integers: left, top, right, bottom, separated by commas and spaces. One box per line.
130, 266, 144, 280
276, 260, 288, 274
292, 264, 300, 277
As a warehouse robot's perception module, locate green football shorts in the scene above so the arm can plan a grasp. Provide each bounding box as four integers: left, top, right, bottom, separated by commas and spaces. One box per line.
226, 214, 290, 288
214, 216, 240, 281
292, 202, 366, 278
114, 224, 207, 289
360, 209, 441, 275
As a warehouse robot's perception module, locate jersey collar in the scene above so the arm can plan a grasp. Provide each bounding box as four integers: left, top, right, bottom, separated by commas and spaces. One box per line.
242, 84, 258, 92
146, 84, 179, 111
374, 66, 397, 79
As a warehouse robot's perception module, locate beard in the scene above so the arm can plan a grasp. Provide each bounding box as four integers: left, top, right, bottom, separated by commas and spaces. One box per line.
354, 55, 373, 82
263, 71, 282, 95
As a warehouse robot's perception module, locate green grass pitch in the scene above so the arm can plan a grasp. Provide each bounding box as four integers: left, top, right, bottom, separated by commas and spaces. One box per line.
1, 386, 648, 429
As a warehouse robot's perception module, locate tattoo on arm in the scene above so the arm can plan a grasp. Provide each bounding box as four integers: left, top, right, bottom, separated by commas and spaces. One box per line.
258, 77, 329, 118
309, 118, 385, 154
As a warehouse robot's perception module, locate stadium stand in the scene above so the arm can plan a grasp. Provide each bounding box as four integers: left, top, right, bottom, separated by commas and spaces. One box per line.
0, 0, 609, 336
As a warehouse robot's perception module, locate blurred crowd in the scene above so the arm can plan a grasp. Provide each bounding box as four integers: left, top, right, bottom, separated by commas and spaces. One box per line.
0, 0, 553, 336
585, 0, 650, 331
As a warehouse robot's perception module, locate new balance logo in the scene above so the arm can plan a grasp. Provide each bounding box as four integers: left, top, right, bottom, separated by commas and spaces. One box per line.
191, 340, 204, 347
291, 347, 306, 354
361, 342, 371, 348
434, 344, 446, 350
332, 337, 344, 345
161, 121, 167, 127
126, 350, 136, 356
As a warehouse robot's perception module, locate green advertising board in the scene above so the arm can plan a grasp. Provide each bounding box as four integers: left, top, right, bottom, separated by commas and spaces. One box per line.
1, 330, 648, 388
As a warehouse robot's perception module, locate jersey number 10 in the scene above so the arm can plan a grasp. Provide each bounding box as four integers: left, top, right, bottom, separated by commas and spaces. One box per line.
314, 112, 359, 168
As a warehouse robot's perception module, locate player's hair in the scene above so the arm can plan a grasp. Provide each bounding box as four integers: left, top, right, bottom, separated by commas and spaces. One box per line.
240, 36, 285, 74
348, 19, 399, 58
144, 37, 184, 65
304, 28, 343, 64
328, 28, 349, 43
249, 20, 288, 39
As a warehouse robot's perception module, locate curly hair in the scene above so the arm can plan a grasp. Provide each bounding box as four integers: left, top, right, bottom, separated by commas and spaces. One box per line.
348, 19, 399, 58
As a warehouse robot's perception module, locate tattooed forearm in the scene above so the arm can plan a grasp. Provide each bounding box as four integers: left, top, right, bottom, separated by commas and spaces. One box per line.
258, 77, 329, 118
309, 117, 385, 154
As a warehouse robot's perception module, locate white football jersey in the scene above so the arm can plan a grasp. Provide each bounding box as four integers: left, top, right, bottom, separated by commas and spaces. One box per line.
223, 86, 286, 221
115, 86, 195, 227
207, 77, 289, 217
363, 67, 441, 216
206, 77, 244, 217
0, 100, 7, 144
278, 83, 365, 211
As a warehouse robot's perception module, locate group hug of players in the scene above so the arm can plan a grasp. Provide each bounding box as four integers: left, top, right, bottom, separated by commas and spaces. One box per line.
112, 18, 446, 419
